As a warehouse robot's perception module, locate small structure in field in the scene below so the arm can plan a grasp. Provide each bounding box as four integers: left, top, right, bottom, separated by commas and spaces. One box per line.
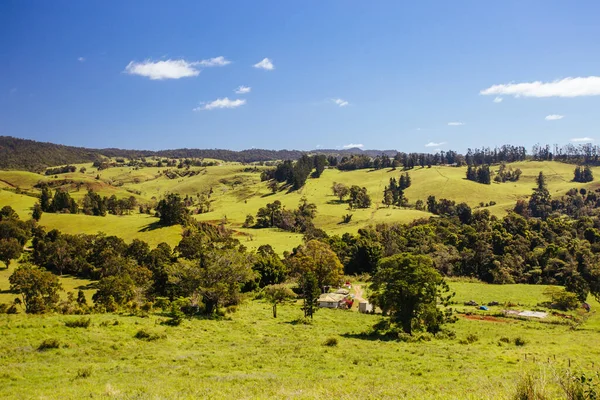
318, 293, 348, 309
335, 288, 350, 295
359, 301, 373, 313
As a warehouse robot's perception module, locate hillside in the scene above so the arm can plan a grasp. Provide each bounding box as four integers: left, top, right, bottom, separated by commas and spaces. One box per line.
1, 159, 597, 253
0, 136, 395, 172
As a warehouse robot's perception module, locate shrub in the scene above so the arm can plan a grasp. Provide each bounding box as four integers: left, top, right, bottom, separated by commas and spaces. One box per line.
512, 371, 548, 400
514, 337, 526, 346
323, 337, 338, 347
65, 317, 91, 328
459, 333, 479, 345
559, 370, 600, 400
75, 366, 93, 379
499, 337, 511, 344
543, 287, 579, 311
134, 329, 163, 341
38, 338, 60, 351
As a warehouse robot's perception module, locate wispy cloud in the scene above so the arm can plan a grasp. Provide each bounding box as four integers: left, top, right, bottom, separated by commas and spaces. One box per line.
425, 141, 446, 147
493, 97, 503, 103
235, 86, 251, 94
77, 57, 85, 62
447, 122, 465, 126
125, 59, 201, 80
253, 58, 274, 70
480, 76, 600, 98
342, 143, 364, 149
194, 97, 246, 111
571, 137, 594, 143
198, 56, 231, 67
545, 114, 564, 121
332, 98, 349, 107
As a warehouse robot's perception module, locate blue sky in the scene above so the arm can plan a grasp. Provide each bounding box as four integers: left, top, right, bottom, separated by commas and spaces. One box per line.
2, 1, 600, 152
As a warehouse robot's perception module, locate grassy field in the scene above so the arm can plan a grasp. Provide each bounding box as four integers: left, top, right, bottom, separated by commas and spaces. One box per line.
2, 160, 600, 254
0, 281, 598, 399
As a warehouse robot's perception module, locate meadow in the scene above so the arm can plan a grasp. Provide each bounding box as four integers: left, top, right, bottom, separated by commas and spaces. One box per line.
1, 160, 597, 254
0, 281, 598, 399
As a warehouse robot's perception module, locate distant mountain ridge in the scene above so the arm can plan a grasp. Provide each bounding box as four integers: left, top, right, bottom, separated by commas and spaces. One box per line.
0, 136, 398, 171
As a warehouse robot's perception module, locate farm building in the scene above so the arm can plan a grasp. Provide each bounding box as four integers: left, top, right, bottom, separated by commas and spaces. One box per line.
318, 293, 349, 309
359, 301, 373, 313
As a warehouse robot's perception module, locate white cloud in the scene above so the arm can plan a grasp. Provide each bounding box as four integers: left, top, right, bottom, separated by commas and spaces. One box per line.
194, 97, 246, 111
316, 144, 322, 148
235, 85, 251, 94
571, 137, 594, 143
480, 76, 600, 98
493, 97, 503, 103
198, 56, 231, 67
78, 57, 85, 62
545, 114, 564, 121
425, 141, 446, 147
332, 98, 349, 107
342, 143, 364, 149
125, 59, 201, 80
447, 122, 465, 126
253, 58, 274, 70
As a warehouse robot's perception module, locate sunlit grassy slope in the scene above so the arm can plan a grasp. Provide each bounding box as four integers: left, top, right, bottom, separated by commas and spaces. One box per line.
2, 161, 599, 253
0, 281, 598, 399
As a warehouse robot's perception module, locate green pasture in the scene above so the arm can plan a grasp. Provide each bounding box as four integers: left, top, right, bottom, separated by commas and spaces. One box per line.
0, 281, 598, 399
2, 161, 600, 255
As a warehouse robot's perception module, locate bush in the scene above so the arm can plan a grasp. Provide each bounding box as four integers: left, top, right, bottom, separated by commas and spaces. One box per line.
323, 337, 338, 347
75, 366, 93, 379
513, 371, 548, 400
459, 333, 479, 345
38, 338, 60, 351
65, 317, 91, 328
134, 329, 164, 341
514, 337, 526, 346
543, 287, 579, 311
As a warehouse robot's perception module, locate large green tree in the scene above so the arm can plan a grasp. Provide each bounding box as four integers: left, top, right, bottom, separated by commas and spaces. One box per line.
0, 238, 22, 268
370, 253, 453, 334
288, 240, 343, 289
9, 264, 63, 314
156, 193, 189, 226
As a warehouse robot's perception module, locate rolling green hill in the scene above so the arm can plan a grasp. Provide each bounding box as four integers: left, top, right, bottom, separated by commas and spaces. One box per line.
1, 159, 597, 254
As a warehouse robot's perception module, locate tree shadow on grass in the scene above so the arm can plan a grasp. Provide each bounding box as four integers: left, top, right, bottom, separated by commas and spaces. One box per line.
341, 331, 399, 342
326, 199, 348, 205
138, 221, 164, 232
260, 192, 276, 198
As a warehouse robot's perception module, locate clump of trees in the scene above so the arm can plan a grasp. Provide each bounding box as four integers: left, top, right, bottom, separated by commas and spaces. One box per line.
254, 198, 317, 233
261, 154, 327, 190
9, 264, 63, 313
466, 165, 492, 184
45, 165, 77, 175
156, 193, 189, 226
494, 163, 522, 182
332, 182, 350, 202
573, 166, 594, 183
0, 206, 31, 268
331, 183, 372, 208
383, 173, 411, 207
40, 186, 78, 214
81, 190, 137, 216
349, 186, 371, 209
